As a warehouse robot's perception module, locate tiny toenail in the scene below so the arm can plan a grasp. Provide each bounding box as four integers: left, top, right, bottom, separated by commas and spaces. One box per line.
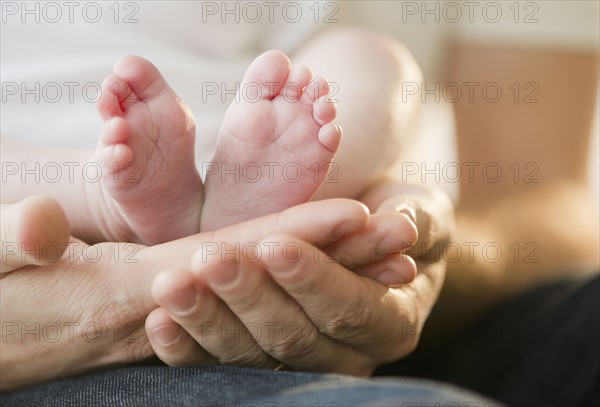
150, 323, 182, 346
164, 287, 199, 315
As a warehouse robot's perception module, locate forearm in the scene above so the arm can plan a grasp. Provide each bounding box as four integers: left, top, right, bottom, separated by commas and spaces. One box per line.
437, 181, 599, 323
1, 137, 103, 242
0, 239, 156, 392
361, 176, 599, 324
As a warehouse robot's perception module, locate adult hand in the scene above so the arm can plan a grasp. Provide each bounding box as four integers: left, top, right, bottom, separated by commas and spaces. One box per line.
0, 199, 399, 391
1, 196, 69, 274
146, 183, 453, 375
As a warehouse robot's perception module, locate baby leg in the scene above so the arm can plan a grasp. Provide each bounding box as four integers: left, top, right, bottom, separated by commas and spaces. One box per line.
293, 28, 424, 200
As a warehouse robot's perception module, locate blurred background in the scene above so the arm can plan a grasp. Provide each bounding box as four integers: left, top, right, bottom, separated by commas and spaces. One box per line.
2, 0, 598, 202
337, 0, 599, 201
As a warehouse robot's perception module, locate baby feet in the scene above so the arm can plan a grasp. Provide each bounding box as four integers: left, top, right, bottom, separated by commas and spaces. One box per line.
91, 56, 203, 245
201, 50, 342, 231
90, 51, 340, 243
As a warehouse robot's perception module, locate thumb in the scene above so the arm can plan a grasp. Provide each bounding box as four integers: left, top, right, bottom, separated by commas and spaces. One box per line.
1, 195, 70, 274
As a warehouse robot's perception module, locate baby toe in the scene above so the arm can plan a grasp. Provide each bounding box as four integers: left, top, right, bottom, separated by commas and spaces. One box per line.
313, 95, 337, 126
241, 50, 292, 101
317, 122, 343, 153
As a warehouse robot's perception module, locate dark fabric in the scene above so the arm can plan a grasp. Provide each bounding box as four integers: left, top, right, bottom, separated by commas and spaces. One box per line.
1, 365, 498, 407
376, 274, 600, 407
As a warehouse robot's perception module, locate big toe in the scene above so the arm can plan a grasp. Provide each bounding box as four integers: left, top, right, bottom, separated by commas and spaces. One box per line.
242, 50, 291, 101
113, 55, 168, 100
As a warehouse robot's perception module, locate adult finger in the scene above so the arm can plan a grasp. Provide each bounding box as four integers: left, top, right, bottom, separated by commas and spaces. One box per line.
375, 185, 454, 259
147, 199, 369, 272
327, 211, 417, 269
146, 307, 217, 367
150, 268, 276, 368
353, 253, 417, 286
192, 246, 373, 375
260, 235, 441, 363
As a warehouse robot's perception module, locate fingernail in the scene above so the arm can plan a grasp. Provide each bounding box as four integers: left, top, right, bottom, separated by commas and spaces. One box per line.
377, 234, 411, 255
377, 268, 407, 286
377, 261, 417, 287
396, 206, 417, 225
150, 323, 182, 346
164, 287, 199, 315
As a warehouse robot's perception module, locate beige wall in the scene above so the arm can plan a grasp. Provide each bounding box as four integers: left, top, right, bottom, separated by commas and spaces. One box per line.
337, 0, 599, 80
337, 1, 599, 196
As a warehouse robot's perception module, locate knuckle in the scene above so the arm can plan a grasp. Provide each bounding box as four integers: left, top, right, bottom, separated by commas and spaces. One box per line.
262, 321, 316, 362
320, 298, 374, 340
326, 242, 362, 269
78, 291, 152, 363
229, 289, 266, 313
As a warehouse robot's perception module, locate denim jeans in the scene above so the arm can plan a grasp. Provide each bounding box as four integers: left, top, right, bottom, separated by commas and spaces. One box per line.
2, 365, 499, 406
